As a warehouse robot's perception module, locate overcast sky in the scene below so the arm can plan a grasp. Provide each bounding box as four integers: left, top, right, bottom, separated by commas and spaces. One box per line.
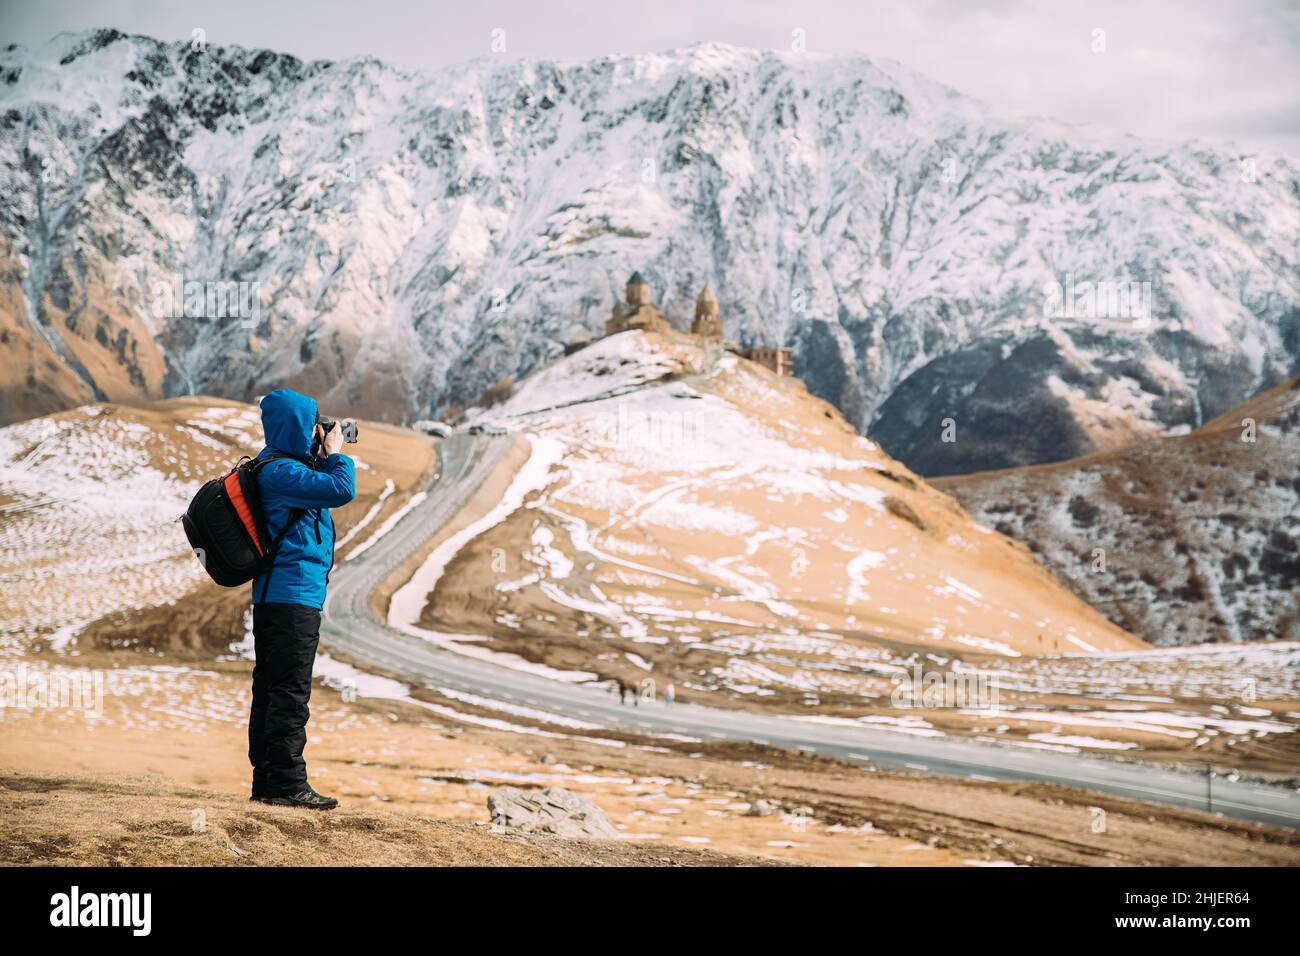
4, 0, 1298, 158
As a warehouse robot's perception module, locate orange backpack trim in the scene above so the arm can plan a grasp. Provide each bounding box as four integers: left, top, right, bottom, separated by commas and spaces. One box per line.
224, 470, 265, 556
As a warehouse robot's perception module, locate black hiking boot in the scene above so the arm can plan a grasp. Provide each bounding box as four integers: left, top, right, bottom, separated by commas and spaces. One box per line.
264, 787, 339, 810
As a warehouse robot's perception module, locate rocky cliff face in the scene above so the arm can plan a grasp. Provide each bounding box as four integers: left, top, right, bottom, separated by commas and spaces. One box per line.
3, 29, 1298, 473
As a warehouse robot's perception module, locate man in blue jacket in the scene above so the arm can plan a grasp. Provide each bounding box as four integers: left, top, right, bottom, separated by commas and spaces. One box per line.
249, 388, 355, 810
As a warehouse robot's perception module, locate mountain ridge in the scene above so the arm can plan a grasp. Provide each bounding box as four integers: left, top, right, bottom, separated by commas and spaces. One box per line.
3, 28, 1299, 474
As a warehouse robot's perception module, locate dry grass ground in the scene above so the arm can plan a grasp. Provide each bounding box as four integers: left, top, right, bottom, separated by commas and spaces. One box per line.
3, 656, 1295, 867
0, 772, 784, 867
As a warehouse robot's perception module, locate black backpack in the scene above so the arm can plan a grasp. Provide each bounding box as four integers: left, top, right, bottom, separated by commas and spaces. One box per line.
180, 455, 304, 588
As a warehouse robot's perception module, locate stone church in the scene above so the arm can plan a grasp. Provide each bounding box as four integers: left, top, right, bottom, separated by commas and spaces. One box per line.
605, 272, 669, 335
600, 271, 793, 377
690, 283, 723, 341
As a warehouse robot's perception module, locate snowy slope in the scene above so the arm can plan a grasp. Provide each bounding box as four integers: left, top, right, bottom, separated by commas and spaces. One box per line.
401, 329, 1146, 715
0, 394, 430, 655
3, 29, 1299, 475
0, 400, 262, 650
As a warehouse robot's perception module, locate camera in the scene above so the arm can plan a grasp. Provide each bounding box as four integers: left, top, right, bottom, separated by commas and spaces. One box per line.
316, 414, 359, 445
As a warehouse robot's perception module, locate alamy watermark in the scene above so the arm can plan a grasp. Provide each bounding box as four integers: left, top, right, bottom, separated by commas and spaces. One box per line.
50, 886, 151, 936
0, 663, 105, 719
595, 403, 705, 452
1043, 274, 1153, 330
890, 665, 1000, 710
151, 273, 261, 329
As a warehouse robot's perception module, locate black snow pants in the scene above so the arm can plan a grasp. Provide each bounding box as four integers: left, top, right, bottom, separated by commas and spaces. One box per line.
249, 603, 321, 797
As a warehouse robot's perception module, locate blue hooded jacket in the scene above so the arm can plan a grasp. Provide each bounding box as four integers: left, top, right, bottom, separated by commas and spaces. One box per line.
252, 388, 356, 609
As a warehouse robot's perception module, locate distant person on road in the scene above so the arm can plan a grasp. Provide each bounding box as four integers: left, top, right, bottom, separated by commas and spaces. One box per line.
664, 680, 675, 707
248, 389, 355, 810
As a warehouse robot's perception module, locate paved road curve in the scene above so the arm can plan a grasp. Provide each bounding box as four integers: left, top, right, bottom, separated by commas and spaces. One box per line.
321, 435, 1300, 831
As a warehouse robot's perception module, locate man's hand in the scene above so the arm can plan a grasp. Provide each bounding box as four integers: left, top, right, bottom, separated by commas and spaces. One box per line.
321, 420, 345, 457
314, 421, 344, 458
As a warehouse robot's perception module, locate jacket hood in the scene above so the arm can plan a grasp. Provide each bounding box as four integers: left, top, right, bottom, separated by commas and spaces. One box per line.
260, 388, 317, 457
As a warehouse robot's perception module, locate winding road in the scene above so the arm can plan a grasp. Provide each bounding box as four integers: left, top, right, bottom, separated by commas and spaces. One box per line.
321, 434, 1300, 831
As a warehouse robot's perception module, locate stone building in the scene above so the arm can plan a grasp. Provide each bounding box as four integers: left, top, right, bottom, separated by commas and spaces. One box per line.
743, 346, 795, 377
690, 283, 723, 341
605, 271, 670, 335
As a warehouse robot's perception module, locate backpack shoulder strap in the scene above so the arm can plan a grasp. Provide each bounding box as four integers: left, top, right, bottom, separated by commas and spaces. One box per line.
249, 454, 309, 603
250, 454, 310, 551
255, 507, 307, 605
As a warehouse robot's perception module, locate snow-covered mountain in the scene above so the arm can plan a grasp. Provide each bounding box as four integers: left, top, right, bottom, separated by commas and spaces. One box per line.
3, 29, 1299, 473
